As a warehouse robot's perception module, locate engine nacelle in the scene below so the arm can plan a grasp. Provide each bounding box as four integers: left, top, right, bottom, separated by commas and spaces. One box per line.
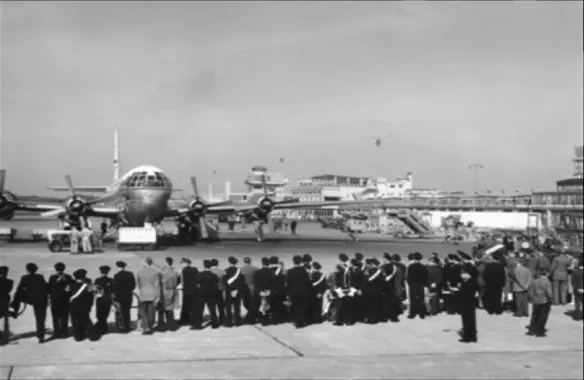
188, 200, 206, 218
0, 191, 16, 220
258, 197, 274, 213
65, 196, 87, 214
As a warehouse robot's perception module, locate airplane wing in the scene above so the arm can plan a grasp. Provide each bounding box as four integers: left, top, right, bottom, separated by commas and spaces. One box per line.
47, 186, 109, 193
9, 201, 120, 219
272, 199, 382, 210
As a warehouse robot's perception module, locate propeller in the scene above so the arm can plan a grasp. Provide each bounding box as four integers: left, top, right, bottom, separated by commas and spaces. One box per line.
40, 174, 105, 218
185, 176, 232, 240
0, 170, 16, 219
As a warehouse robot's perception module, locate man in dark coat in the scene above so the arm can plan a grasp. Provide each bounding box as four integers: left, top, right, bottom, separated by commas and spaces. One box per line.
350, 258, 365, 323
209, 258, 225, 326
47, 262, 72, 339
443, 254, 462, 314
381, 253, 399, 322
270, 256, 287, 324
178, 258, 200, 328
458, 262, 479, 343
11, 263, 49, 343
310, 262, 328, 324
224, 256, 245, 327
112, 261, 136, 333
94, 265, 114, 334
392, 254, 407, 315
406, 252, 429, 319
197, 260, 220, 329
333, 253, 354, 326
253, 257, 276, 326
427, 256, 443, 316
483, 254, 506, 315
240, 257, 258, 323
69, 269, 97, 342
363, 258, 383, 324
286, 255, 312, 328
0, 266, 14, 346
302, 254, 313, 323
572, 259, 583, 322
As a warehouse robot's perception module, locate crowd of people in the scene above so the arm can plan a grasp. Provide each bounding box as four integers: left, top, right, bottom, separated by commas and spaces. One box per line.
0, 241, 582, 347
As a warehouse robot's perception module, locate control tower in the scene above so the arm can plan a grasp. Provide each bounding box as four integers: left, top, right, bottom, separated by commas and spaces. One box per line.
244, 166, 289, 195
573, 145, 583, 178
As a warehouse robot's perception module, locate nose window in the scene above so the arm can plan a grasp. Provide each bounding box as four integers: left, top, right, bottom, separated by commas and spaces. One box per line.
127, 171, 170, 188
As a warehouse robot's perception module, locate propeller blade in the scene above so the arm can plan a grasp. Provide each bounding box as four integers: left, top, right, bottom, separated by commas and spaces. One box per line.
65, 175, 76, 197
261, 174, 268, 197
190, 177, 200, 200
268, 213, 275, 235
41, 208, 66, 218
0, 169, 5, 195
199, 216, 209, 239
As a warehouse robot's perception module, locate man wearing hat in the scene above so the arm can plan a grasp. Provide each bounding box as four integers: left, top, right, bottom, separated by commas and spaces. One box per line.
48, 262, 73, 339
483, 255, 506, 315
427, 256, 443, 316
527, 267, 553, 337
512, 258, 533, 318
11, 263, 49, 343
253, 257, 277, 326
158, 257, 180, 332
380, 253, 398, 323
179, 258, 200, 328
286, 255, 312, 328
197, 260, 220, 329
136, 257, 161, 335
550, 248, 573, 305
0, 266, 13, 346
94, 265, 114, 334
210, 259, 226, 326
270, 256, 286, 324
310, 262, 328, 324
69, 269, 97, 341
362, 259, 383, 324
350, 258, 365, 323
442, 254, 462, 315
240, 257, 258, 324
458, 263, 479, 343
392, 254, 407, 314
302, 254, 313, 272
333, 253, 353, 326
406, 252, 429, 320
112, 261, 136, 333
224, 256, 245, 327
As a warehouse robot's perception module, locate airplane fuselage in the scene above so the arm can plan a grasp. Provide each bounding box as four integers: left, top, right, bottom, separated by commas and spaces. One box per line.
118, 187, 172, 226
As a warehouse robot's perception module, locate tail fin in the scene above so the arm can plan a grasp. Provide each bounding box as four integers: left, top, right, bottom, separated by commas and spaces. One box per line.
113, 127, 120, 183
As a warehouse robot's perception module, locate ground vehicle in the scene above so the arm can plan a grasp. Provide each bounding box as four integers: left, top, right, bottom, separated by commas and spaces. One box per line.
47, 230, 72, 252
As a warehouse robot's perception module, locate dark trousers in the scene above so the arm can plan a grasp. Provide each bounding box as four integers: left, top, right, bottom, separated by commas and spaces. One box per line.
408, 285, 426, 319
70, 310, 95, 341
574, 294, 583, 321
514, 291, 529, 317
138, 301, 156, 332
335, 296, 353, 325
215, 290, 225, 325
381, 292, 399, 321
483, 286, 503, 314
157, 310, 176, 331
50, 302, 69, 337
0, 315, 9, 345
443, 291, 458, 314
94, 301, 111, 334
271, 291, 286, 324
529, 303, 551, 335
225, 290, 243, 326
429, 293, 440, 315
352, 294, 364, 323
199, 296, 218, 327
32, 304, 47, 341
460, 306, 477, 342
364, 291, 381, 323
290, 294, 309, 327
117, 299, 132, 332
180, 293, 196, 325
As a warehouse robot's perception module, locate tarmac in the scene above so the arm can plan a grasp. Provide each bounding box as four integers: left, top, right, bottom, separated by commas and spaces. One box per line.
1, 218, 583, 379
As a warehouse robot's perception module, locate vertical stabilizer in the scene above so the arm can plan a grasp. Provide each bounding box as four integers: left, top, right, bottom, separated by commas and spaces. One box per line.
113, 127, 120, 182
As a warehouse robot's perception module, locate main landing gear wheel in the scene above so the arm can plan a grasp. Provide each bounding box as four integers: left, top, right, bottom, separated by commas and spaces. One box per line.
48, 240, 63, 253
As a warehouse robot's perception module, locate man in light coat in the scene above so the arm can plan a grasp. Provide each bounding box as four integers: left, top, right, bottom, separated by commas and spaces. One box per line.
550, 249, 573, 305
136, 257, 161, 335
512, 259, 533, 317
157, 257, 179, 331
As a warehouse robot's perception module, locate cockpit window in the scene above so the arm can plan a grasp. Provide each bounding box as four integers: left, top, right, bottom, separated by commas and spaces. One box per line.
127, 171, 170, 188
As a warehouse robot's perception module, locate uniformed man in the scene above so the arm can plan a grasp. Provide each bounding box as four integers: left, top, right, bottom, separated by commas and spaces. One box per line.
427, 256, 443, 316
48, 262, 72, 339
112, 261, 136, 333
350, 258, 365, 323
483, 253, 506, 315
253, 257, 276, 326
224, 256, 245, 327
240, 257, 258, 324
302, 254, 313, 272
158, 257, 180, 332
406, 252, 429, 320
310, 262, 327, 324
0, 266, 14, 346
333, 253, 354, 326
197, 260, 220, 329
443, 254, 462, 314
458, 262, 479, 343
381, 253, 399, 322
209, 258, 225, 326
301, 254, 313, 323
355, 253, 365, 267
270, 256, 287, 325
392, 253, 407, 315
363, 258, 383, 324
69, 269, 97, 341
11, 263, 49, 343
286, 255, 312, 328
94, 265, 114, 334
179, 258, 201, 328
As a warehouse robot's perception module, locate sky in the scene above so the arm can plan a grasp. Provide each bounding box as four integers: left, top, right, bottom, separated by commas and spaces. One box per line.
1, 1, 582, 196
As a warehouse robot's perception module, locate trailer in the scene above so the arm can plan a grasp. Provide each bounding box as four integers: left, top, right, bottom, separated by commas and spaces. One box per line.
117, 226, 158, 251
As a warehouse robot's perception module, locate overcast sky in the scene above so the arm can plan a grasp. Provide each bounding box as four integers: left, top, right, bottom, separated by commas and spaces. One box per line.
1, 1, 582, 195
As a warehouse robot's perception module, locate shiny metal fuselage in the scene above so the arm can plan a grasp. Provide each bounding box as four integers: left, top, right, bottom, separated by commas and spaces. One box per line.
117, 185, 172, 226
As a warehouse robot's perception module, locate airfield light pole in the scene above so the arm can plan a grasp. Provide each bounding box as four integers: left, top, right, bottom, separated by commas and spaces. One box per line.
468, 163, 484, 195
